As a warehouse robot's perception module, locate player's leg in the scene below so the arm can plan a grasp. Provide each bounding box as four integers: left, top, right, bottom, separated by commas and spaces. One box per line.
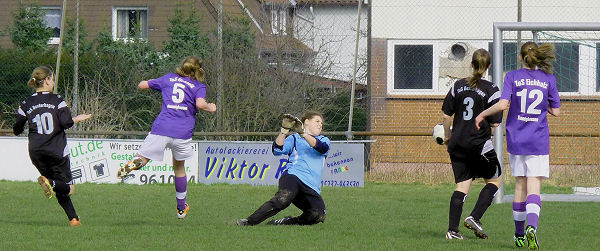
170, 138, 194, 219
446, 153, 471, 239
51, 156, 80, 226
239, 172, 298, 226
465, 148, 502, 239
117, 133, 166, 179
511, 154, 528, 247
268, 180, 326, 225
523, 155, 548, 249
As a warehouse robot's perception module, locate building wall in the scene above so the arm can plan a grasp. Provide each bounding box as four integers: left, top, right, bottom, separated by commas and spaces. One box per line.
0, 0, 254, 49
370, 37, 600, 165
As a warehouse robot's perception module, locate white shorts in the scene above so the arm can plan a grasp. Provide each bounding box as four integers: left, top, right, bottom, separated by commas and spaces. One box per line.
138, 133, 193, 162
509, 154, 550, 178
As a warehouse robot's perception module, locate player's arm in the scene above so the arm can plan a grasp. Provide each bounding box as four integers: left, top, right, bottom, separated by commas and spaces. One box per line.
310, 136, 330, 155
548, 107, 560, 117
138, 80, 150, 90
195, 98, 217, 113
73, 114, 92, 123
273, 134, 294, 156
475, 99, 509, 130
13, 106, 27, 135
442, 113, 452, 145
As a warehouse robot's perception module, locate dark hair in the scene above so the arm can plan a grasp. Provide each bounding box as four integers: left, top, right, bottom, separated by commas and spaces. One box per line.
466, 49, 491, 88
176, 56, 205, 81
301, 110, 323, 124
521, 42, 556, 74
27, 66, 53, 88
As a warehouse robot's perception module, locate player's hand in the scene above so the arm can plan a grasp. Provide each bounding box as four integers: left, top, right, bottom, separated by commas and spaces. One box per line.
281, 114, 296, 134
206, 103, 217, 113
474, 114, 484, 130
443, 136, 450, 145
73, 114, 92, 123
293, 116, 306, 137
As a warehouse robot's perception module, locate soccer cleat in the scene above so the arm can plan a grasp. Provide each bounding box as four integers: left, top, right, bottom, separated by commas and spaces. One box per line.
236, 218, 249, 226
117, 157, 143, 179
464, 216, 488, 239
525, 225, 539, 249
514, 234, 526, 248
177, 204, 189, 219
445, 230, 464, 240
266, 216, 294, 225
37, 176, 54, 199
69, 218, 81, 227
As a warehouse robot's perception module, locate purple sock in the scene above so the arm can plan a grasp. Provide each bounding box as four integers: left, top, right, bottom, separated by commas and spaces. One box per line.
175, 176, 187, 211
526, 194, 542, 229
512, 202, 526, 235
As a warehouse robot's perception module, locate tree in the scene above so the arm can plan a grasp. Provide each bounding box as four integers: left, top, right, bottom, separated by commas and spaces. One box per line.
9, 3, 52, 51
163, 1, 210, 61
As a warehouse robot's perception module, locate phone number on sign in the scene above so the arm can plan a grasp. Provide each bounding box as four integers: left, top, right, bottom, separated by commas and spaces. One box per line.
321, 180, 360, 187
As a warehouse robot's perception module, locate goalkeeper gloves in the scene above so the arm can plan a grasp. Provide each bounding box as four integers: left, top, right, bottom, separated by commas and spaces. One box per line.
293, 116, 307, 137
281, 114, 296, 134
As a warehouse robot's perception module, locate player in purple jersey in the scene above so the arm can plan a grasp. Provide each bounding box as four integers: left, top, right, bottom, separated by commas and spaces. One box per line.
116, 56, 217, 219
476, 42, 560, 249
13, 66, 92, 226
441, 49, 503, 240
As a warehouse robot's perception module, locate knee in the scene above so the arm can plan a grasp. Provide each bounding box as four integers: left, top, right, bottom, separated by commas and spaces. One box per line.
303, 209, 326, 225
271, 189, 293, 209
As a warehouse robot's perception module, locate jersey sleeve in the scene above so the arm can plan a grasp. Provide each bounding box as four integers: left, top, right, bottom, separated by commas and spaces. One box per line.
195, 84, 207, 100
486, 85, 503, 124
548, 75, 561, 108
499, 72, 513, 101
441, 85, 455, 116
273, 134, 296, 156
148, 74, 170, 90
12, 105, 27, 135
57, 100, 75, 129
314, 136, 331, 156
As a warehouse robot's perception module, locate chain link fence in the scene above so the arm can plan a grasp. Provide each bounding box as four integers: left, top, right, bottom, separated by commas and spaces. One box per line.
1, 1, 599, 186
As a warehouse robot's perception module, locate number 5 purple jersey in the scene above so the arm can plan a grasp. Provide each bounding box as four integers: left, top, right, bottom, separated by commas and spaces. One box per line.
148, 73, 207, 139
500, 68, 561, 155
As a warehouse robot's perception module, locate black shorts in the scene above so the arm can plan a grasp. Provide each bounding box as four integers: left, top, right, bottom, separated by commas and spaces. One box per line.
279, 172, 326, 215
449, 148, 501, 183
29, 151, 73, 183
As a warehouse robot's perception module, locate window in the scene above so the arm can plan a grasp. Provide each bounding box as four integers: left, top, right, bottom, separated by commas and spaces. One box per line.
270, 6, 287, 35
112, 7, 148, 39
42, 7, 61, 44
387, 41, 439, 95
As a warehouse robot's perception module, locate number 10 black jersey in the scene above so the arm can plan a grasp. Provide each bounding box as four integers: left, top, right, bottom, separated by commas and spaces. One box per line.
13, 92, 74, 158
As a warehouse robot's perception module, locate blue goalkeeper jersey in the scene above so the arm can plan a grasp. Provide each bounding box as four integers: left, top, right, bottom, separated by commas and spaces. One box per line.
273, 133, 330, 194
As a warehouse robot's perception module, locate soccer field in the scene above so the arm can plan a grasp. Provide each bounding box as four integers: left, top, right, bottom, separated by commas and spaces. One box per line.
0, 181, 598, 250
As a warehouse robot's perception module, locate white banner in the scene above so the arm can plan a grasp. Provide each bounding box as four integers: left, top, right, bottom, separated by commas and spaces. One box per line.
0, 137, 364, 187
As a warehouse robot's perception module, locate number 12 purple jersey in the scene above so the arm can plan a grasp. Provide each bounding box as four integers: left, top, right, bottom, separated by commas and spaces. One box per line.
148, 73, 207, 139
500, 68, 561, 155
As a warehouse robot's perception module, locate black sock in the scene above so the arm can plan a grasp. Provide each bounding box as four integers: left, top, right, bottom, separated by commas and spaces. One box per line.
449, 191, 467, 232
56, 193, 78, 220
50, 179, 70, 195
469, 183, 499, 220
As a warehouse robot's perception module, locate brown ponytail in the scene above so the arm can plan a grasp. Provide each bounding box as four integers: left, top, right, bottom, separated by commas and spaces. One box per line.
521, 42, 556, 74
175, 56, 205, 82
466, 49, 491, 88
27, 66, 53, 88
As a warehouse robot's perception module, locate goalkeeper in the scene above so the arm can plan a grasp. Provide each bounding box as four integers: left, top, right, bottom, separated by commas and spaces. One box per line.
237, 111, 330, 226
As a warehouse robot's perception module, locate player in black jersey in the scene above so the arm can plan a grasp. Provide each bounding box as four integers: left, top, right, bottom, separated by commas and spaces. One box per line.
13, 66, 91, 227
441, 49, 503, 240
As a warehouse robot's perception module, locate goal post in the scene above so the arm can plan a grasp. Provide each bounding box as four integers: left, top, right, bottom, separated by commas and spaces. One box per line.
493, 22, 600, 203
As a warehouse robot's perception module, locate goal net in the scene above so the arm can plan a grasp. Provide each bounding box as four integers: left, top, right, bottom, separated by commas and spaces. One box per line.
493, 22, 600, 202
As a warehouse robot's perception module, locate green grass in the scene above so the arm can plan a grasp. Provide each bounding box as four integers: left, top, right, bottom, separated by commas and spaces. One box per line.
1, 181, 598, 250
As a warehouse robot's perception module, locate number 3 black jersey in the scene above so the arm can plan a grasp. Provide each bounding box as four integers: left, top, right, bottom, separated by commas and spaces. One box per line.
13, 92, 74, 158
442, 78, 503, 151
